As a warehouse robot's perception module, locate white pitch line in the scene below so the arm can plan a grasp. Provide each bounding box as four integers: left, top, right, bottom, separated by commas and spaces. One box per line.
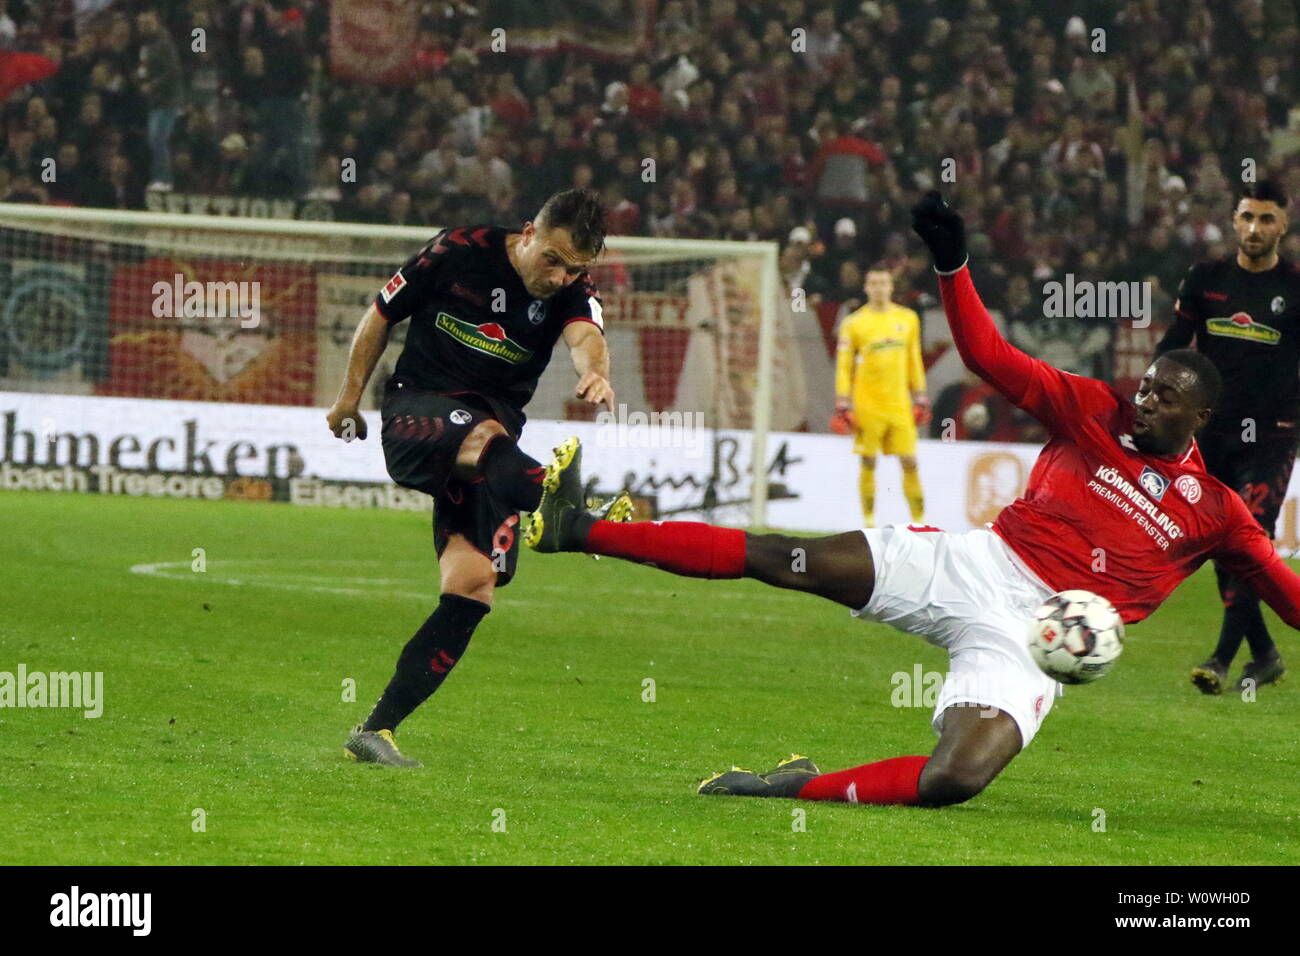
127, 560, 793, 623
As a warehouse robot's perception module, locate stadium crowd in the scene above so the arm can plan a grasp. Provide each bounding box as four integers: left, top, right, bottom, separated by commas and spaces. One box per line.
2, 0, 1299, 435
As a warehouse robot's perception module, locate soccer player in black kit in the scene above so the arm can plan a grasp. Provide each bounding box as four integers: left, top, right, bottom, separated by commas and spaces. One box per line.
1156, 181, 1298, 694
325, 189, 629, 765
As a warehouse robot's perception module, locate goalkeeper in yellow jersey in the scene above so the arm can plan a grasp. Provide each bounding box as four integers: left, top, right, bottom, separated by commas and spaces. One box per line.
831, 268, 929, 526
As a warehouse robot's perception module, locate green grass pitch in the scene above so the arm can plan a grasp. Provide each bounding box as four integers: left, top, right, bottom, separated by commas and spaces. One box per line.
1, 489, 1296, 865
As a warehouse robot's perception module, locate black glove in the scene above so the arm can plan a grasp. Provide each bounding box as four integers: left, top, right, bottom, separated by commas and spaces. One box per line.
910, 190, 968, 273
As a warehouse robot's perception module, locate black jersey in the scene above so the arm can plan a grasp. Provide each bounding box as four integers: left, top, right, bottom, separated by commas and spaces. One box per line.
373, 225, 603, 434
1157, 256, 1300, 429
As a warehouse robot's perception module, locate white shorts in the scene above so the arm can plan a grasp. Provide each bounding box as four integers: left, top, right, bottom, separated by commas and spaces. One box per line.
854, 525, 1062, 747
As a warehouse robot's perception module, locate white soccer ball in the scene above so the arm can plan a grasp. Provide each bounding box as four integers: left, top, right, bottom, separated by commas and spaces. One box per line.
1026, 590, 1125, 684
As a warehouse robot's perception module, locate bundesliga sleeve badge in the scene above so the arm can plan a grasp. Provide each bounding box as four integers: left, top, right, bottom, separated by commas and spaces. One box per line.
380, 271, 407, 303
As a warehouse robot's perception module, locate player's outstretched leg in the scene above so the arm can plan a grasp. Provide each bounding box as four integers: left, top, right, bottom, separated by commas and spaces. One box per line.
527, 442, 874, 607
698, 705, 1021, 808
525, 437, 635, 552
698, 755, 821, 797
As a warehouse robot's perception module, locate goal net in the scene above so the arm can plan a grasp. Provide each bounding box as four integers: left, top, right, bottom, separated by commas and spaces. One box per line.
0, 205, 797, 524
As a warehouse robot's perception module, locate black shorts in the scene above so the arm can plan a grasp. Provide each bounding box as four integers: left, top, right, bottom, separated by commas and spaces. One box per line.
380, 379, 522, 586
1198, 423, 1299, 537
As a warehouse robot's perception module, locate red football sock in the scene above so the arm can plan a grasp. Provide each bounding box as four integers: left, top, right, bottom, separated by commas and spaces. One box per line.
797, 756, 928, 805
583, 521, 746, 579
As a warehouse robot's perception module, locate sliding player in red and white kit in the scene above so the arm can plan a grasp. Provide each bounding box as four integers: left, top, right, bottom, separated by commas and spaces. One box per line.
527, 192, 1300, 807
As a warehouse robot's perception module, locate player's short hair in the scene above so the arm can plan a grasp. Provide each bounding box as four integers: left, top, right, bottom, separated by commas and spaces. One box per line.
536, 189, 607, 257
1159, 348, 1222, 411
1235, 180, 1288, 212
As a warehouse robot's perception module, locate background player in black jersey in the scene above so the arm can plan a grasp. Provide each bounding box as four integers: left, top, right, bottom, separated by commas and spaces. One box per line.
324, 189, 627, 765
1156, 180, 1298, 694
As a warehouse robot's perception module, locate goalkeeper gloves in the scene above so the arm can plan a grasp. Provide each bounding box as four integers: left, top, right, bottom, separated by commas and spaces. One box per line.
910, 190, 968, 273
829, 400, 856, 435
913, 395, 932, 427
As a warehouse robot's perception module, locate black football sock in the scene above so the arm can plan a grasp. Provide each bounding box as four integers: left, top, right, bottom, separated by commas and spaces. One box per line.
1212, 605, 1248, 666
362, 594, 490, 732
478, 436, 546, 512
1239, 597, 1280, 663
1211, 568, 1247, 666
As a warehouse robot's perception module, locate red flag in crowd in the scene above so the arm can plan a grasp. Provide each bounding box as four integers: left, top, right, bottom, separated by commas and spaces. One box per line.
0, 50, 58, 101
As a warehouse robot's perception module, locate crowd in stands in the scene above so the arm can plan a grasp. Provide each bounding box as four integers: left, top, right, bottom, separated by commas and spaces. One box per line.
3, 0, 1300, 434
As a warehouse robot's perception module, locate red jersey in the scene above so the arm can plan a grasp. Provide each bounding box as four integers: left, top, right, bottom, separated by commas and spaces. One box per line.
939, 265, 1300, 626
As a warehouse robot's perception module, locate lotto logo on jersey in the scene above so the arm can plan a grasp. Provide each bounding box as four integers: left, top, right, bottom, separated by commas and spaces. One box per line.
380, 271, 407, 303
1138, 467, 1169, 500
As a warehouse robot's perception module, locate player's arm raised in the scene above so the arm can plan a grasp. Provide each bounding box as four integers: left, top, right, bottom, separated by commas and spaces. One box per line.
1216, 502, 1300, 630
911, 191, 1117, 430
1154, 265, 1202, 355
326, 304, 390, 441
564, 319, 615, 411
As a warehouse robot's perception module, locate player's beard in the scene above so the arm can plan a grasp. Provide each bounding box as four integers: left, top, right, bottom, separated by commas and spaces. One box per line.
1130, 421, 1165, 456
1131, 429, 1157, 454
1239, 235, 1277, 262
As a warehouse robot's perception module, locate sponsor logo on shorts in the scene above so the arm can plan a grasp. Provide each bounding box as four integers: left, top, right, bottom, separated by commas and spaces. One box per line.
1175, 474, 1201, 503
449, 409, 471, 426
1034, 694, 1045, 721
380, 271, 406, 303
435, 312, 533, 364
1138, 466, 1169, 500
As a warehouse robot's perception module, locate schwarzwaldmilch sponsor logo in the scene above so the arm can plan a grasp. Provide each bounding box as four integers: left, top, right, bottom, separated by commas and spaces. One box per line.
1205, 312, 1281, 344
435, 312, 532, 364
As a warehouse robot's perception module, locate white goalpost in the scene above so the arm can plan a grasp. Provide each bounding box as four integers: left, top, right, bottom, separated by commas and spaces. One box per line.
0, 204, 791, 526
